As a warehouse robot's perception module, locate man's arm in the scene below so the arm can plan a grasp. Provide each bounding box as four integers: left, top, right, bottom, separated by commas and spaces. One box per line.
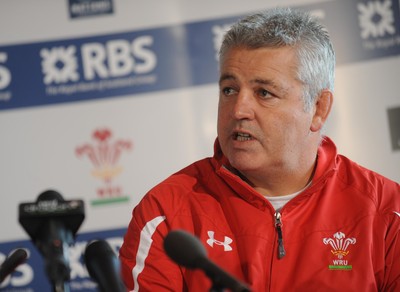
383, 212, 400, 291
119, 201, 183, 291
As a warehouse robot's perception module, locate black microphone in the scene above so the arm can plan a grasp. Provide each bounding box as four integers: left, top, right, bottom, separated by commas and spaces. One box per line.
163, 230, 251, 292
84, 239, 125, 292
18, 190, 85, 291
0, 248, 28, 283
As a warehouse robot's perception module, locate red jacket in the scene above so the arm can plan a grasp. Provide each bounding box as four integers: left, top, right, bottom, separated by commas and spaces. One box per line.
120, 137, 400, 291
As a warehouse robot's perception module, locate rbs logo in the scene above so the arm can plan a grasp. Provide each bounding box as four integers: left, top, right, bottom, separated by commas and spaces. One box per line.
41, 35, 157, 85
0, 52, 11, 90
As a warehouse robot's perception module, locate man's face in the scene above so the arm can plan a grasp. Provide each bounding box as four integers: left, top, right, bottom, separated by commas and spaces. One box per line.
217, 46, 317, 181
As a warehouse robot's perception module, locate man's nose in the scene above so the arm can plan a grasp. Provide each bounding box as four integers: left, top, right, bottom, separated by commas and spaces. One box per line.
232, 90, 255, 120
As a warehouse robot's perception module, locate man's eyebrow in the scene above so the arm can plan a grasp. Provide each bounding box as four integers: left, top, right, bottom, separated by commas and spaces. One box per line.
253, 78, 278, 88
253, 78, 289, 94
219, 74, 276, 86
219, 73, 236, 85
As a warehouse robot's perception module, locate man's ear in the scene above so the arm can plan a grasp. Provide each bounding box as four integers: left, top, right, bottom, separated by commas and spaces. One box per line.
310, 89, 333, 132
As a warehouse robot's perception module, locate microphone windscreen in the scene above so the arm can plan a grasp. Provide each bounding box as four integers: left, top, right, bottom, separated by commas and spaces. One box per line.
0, 248, 28, 283
84, 239, 125, 292
163, 230, 207, 269
37, 190, 64, 202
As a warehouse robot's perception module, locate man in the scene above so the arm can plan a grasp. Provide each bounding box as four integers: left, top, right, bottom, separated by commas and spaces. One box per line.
119, 7, 400, 291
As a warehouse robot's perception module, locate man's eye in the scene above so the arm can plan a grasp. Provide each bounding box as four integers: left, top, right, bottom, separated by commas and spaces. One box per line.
222, 87, 235, 95
258, 89, 271, 98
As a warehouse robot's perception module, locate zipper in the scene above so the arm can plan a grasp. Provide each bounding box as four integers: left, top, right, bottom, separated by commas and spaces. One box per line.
274, 212, 286, 259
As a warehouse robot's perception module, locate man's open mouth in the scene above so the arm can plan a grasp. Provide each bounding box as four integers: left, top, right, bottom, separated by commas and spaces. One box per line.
234, 132, 252, 141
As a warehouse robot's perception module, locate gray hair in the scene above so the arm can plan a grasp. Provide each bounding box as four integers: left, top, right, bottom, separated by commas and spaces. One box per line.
219, 7, 335, 111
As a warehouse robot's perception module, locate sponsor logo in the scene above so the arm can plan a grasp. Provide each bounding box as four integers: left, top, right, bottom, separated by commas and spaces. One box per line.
323, 232, 356, 270
41, 36, 157, 97
76, 128, 132, 206
68, 0, 114, 19
357, 0, 400, 51
0, 52, 11, 89
0, 52, 12, 102
206, 231, 233, 251
358, 0, 395, 39
41, 46, 80, 84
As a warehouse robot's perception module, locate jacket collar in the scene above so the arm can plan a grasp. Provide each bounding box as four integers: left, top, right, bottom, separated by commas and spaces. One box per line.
211, 136, 338, 191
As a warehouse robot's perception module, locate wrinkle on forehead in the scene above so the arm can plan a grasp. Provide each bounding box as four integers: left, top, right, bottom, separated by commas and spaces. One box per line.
220, 46, 302, 81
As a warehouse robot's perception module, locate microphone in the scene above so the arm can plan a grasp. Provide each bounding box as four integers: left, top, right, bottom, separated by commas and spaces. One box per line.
0, 248, 28, 283
163, 230, 251, 292
18, 190, 85, 290
84, 239, 126, 292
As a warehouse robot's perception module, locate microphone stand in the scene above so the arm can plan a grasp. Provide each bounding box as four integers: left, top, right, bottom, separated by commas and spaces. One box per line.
206, 269, 247, 292
44, 239, 72, 292
53, 281, 70, 292
207, 273, 225, 292
209, 284, 225, 292
210, 282, 249, 292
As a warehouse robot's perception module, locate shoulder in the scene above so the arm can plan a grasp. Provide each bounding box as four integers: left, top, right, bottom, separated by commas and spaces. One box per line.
335, 154, 398, 190
335, 154, 400, 212
135, 157, 217, 211
156, 157, 215, 192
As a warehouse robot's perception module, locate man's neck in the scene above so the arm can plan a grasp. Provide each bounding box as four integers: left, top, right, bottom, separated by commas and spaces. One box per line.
247, 156, 317, 197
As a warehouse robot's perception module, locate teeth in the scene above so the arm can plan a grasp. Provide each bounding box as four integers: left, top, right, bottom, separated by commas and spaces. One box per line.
237, 133, 250, 137
236, 132, 252, 141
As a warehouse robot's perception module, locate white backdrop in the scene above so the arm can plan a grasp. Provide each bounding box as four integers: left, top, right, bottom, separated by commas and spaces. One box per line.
0, 0, 399, 290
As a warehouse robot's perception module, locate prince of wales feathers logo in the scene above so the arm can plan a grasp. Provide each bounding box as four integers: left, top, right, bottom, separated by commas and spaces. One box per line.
323, 232, 356, 270
76, 128, 132, 206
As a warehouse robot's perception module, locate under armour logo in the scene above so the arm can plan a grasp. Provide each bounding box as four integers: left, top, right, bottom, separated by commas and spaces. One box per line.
206, 231, 233, 251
